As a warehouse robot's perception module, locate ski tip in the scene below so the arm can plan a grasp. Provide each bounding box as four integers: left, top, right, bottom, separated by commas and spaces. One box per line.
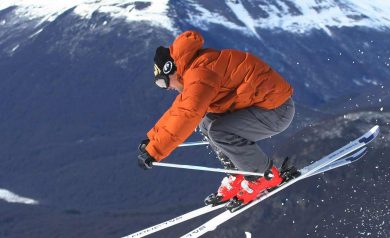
371, 125, 380, 135
360, 125, 380, 144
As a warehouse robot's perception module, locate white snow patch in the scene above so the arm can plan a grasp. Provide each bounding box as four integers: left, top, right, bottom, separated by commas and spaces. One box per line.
191, 0, 390, 35
0, 188, 39, 205
11, 44, 19, 52
225, 0, 261, 39
245, 231, 252, 238
353, 79, 364, 86
188, 1, 245, 32
1, 0, 390, 35
0, 0, 176, 32
362, 77, 379, 85
28, 28, 43, 38
72, 3, 98, 19
257, 0, 390, 33
0, 0, 80, 22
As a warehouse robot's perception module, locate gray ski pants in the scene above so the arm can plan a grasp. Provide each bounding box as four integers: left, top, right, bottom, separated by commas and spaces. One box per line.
200, 98, 295, 174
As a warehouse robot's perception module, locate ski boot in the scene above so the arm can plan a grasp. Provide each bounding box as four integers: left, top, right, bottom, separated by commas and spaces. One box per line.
226, 162, 283, 212
205, 174, 244, 206
205, 152, 242, 206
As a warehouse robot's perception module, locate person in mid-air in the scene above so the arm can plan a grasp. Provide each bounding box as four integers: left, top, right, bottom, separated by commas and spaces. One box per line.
138, 30, 295, 208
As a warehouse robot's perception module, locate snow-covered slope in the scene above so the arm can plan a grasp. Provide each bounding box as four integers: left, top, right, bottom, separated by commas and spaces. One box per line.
1, 0, 390, 36
0, 189, 38, 205
190, 0, 390, 36
0, 0, 175, 31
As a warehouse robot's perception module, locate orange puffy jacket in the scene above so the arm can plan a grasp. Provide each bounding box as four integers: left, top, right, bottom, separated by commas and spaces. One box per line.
146, 31, 293, 161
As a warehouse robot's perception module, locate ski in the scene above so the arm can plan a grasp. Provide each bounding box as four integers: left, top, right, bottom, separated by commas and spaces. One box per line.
123, 147, 367, 238
125, 126, 378, 238
123, 204, 225, 238
180, 125, 379, 238
307, 147, 367, 178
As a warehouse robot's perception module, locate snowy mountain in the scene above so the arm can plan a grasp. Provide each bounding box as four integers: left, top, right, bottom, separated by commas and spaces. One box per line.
1, 0, 390, 106
0, 1, 389, 238
2, 0, 390, 34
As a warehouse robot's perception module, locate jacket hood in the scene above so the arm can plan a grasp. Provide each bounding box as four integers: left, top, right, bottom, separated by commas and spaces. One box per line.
169, 31, 204, 76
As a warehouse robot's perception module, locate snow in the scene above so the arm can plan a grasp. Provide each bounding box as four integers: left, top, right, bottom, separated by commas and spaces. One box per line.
0, 0, 79, 22
258, 0, 390, 33
11, 44, 19, 52
1, 1, 390, 36
190, 0, 390, 35
187, 1, 244, 32
0, 188, 39, 205
244, 231, 252, 238
225, 0, 261, 39
0, 0, 176, 32
28, 28, 43, 39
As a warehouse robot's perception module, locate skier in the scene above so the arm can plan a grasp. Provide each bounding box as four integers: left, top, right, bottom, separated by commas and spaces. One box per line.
138, 30, 295, 207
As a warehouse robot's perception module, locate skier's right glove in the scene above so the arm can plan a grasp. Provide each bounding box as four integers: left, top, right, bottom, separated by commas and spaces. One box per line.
137, 138, 155, 169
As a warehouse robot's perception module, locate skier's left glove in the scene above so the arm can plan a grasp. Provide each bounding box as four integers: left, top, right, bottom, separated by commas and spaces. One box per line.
138, 150, 156, 170
138, 139, 150, 153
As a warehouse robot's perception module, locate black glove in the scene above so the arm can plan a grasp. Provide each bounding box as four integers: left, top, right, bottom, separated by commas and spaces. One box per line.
137, 138, 154, 170
138, 151, 156, 170
138, 139, 150, 153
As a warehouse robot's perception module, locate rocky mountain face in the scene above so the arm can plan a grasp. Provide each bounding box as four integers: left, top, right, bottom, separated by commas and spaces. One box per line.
0, 1, 389, 237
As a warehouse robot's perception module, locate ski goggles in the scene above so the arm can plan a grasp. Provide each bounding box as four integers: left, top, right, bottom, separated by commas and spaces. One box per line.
154, 74, 170, 89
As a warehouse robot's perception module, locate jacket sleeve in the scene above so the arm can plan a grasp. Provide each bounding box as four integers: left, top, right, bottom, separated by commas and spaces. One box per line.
145, 68, 221, 161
